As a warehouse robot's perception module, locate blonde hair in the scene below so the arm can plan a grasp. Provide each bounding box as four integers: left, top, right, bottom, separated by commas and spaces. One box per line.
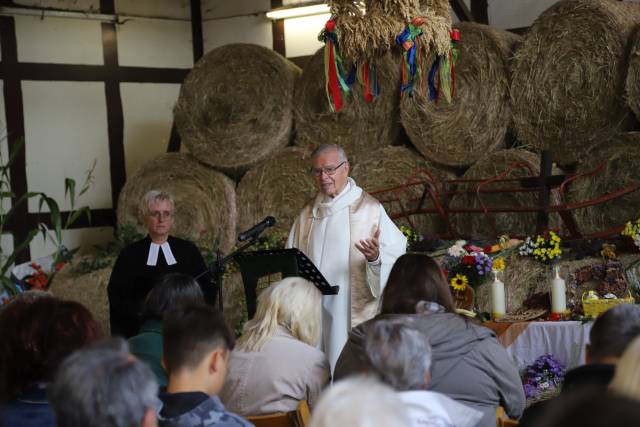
236, 277, 322, 352
139, 190, 174, 220
609, 336, 640, 400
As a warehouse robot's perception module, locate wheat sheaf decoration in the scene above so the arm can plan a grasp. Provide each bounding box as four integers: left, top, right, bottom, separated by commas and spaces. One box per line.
320, 0, 458, 112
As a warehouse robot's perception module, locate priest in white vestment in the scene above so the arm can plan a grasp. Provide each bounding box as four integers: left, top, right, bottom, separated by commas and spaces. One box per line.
287, 144, 406, 370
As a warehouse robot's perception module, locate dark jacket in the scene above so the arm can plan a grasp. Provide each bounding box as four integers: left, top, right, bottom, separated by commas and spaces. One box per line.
0, 385, 55, 427
335, 312, 525, 427
128, 319, 166, 387
158, 392, 252, 427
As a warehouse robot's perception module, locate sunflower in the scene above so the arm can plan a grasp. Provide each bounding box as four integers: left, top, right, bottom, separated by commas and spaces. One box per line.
450, 274, 468, 291
493, 257, 506, 272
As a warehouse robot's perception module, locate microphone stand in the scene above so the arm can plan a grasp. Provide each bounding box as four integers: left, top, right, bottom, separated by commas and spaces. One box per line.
197, 236, 260, 312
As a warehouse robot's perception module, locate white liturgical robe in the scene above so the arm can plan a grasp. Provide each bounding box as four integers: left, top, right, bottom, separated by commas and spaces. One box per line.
287, 178, 406, 370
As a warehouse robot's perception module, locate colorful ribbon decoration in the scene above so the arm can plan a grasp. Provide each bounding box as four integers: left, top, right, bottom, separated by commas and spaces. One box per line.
358, 61, 380, 103
428, 28, 461, 103
318, 20, 354, 112
396, 18, 424, 98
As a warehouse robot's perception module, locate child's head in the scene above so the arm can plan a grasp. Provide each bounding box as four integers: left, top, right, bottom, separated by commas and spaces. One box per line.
163, 305, 234, 395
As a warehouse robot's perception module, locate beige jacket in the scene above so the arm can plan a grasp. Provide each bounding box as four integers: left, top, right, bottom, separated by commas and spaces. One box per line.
220, 327, 330, 416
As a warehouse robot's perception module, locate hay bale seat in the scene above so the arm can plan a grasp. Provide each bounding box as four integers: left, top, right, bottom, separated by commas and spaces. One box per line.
350, 146, 457, 237
117, 153, 237, 252
474, 252, 640, 314
174, 44, 300, 177
49, 261, 113, 336
401, 22, 521, 168
237, 147, 316, 237
510, 0, 640, 165
448, 149, 560, 239
294, 48, 402, 164
568, 132, 640, 236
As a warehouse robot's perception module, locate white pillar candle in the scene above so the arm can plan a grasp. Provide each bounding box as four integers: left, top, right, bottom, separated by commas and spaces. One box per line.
551, 265, 566, 314
491, 271, 506, 318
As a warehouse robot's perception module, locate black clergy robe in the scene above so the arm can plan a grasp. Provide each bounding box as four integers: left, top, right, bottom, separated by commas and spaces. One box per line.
107, 235, 213, 338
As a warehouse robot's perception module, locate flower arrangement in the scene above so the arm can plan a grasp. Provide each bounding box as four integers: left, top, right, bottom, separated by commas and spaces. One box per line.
23, 261, 66, 290
400, 225, 421, 250
522, 354, 565, 404
442, 240, 494, 290
519, 231, 562, 264
622, 218, 640, 249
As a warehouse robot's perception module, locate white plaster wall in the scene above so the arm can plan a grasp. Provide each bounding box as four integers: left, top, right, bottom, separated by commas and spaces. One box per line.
117, 19, 193, 68
202, 0, 269, 20
488, 0, 560, 29
14, 15, 103, 65
202, 15, 272, 53
121, 82, 181, 177
29, 226, 114, 259
0, 81, 10, 216
14, 0, 99, 12
115, 0, 191, 19
22, 81, 112, 213
283, 13, 329, 58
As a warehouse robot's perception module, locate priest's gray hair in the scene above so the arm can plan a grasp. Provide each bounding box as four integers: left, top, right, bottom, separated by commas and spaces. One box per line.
364, 319, 433, 391
139, 190, 175, 218
310, 144, 348, 163
236, 276, 322, 352
309, 377, 412, 427
49, 338, 158, 427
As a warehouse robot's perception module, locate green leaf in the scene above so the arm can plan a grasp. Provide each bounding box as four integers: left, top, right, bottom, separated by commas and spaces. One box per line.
65, 206, 91, 229
0, 228, 39, 276
65, 177, 76, 209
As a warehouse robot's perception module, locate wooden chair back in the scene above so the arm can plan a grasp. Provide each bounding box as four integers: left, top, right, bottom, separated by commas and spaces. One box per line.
246, 400, 311, 427
496, 406, 519, 427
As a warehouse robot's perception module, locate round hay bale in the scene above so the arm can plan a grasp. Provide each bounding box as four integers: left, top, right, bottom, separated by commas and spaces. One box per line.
448, 149, 559, 239
626, 28, 640, 120
401, 22, 521, 168
174, 44, 300, 176
351, 146, 457, 237
568, 133, 640, 235
510, 0, 640, 165
117, 153, 237, 252
49, 261, 113, 336
237, 147, 316, 237
294, 48, 402, 164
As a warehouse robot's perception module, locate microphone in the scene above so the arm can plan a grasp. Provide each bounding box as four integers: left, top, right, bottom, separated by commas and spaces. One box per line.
238, 216, 276, 242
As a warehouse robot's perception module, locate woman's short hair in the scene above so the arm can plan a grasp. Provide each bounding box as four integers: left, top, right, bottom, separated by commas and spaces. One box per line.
609, 336, 640, 400
0, 297, 101, 401
139, 190, 174, 220
236, 277, 322, 352
364, 319, 432, 391
142, 272, 204, 321
309, 377, 411, 427
380, 253, 455, 315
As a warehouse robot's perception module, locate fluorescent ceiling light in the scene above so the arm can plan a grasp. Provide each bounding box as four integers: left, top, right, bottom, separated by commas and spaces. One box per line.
266, 3, 330, 20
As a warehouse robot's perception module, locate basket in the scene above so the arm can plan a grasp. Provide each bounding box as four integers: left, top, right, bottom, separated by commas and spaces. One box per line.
582, 291, 635, 318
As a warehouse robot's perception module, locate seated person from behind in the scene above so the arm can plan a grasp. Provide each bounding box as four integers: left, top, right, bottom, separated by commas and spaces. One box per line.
108, 190, 213, 338
309, 377, 412, 427
128, 272, 205, 388
335, 253, 524, 427
363, 319, 483, 427
221, 277, 330, 415
158, 305, 251, 427
519, 304, 640, 427
0, 296, 101, 427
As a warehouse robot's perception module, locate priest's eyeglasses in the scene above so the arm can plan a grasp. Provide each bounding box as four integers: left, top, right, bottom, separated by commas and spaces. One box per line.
310, 161, 346, 177
148, 211, 173, 220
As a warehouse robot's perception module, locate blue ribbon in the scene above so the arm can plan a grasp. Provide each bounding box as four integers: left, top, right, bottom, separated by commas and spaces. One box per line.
428, 57, 440, 101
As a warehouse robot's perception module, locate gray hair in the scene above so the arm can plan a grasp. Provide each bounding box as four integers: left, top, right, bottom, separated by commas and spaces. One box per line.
139, 190, 174, 219
364, 319, 432, 391
309, 377, 411, 427
589, 303, 640, 361
310, 144, 348, 163
49, 338, 158, 427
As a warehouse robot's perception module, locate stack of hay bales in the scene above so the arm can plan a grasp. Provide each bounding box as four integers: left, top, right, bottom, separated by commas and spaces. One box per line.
626, 28, 640, 120
174, 44, 300, 178
237, 147, 316, 237
511, 0, 640, 165
568, 133, 640, 235
117, 153, 237, 252
294, 48, 402, 164
351, 146, 457, 237
401, 22, 521, 168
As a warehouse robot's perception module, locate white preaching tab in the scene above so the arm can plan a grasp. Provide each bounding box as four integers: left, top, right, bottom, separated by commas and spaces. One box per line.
146, 242, 178, 266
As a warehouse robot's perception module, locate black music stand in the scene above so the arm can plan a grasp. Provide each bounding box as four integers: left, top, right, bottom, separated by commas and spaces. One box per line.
235, 248, 339, 319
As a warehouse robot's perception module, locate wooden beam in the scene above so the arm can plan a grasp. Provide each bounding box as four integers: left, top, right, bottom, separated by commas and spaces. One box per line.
190, 0, 204, 62
271, 0, 286, 56
470, 0, 488, 24
449, 0, 473, 22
